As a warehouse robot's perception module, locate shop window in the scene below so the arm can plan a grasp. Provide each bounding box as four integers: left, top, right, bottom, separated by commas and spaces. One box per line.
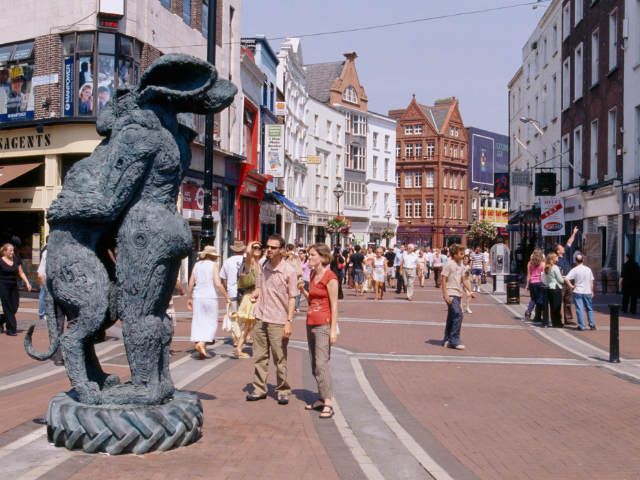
62, 32, 142, 118
0, 40, 35, 123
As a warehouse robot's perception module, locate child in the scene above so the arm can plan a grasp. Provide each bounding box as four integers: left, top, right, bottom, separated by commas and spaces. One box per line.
441, 244, 474, 350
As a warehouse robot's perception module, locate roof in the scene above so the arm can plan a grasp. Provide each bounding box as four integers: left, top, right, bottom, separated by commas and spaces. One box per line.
303, 61, 344, 103
418, 103, 451, 132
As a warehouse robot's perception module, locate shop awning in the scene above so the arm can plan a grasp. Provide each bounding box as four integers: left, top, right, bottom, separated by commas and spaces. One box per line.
0, 163, 41, 187
271, 191, 309, 221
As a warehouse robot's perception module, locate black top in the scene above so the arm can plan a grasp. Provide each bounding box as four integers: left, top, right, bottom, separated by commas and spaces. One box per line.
350, 252, 365, 270
384, 251, 395, 267
621, 260, 640, 292
0, 257, 21, 286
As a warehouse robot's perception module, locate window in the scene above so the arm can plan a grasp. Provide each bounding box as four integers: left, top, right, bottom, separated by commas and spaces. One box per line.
396, 142, 401, 158
609, 10, 618, 71
326, 120, 332, 141
589, 119, 598, 183
542, 85, 548, 128
405, 201, 413, 218
384, 135, 390, 151
343, 85, 358, 104
460, 174, 465, 189
347, 145, 365, 170
635, 106, 640, 180
183, 0, 191, 25
573, 125, 583, 186
405, 143, 413, 158
372, 192, 378, 215
443, 201, 448, 218
345, 181, 366, 208
415, 143, 422, 158
404, 124, 413, 135
373, 156, 378, 178
561, 134, 571, 190
574, 43, 583, 100
414, 124, 423, 134
352, 114, 367, 136
160, 0, 171, 8
336, 124, 342, 144
384, 158, 390, 181
450, 201, 456, 219
373, 132, 378, 148
0, 40, 35, 123
460, 201, 464, 220
563, 3, 571, 39
313, 114, 319, 136
414, 171, 422, 187
315, 185, 320, 208
444, 172, 449, 189
426, 171, 434, 188
336, 154, 341, 177
202, 0, 209, 37
396, 172, 401, 187
397, 202, 401, 219
575, 0, 583, 25
542, 36, 548, 65
413, 200, 422, 218
562, 57, 570, 110
552, 74, 558, 117
552, 23, 558, 52
426, 142, 435, 157
607, 108, 617, 179
591, 29, 599, 86
404, 174, 412, 188
425, 200, 434, 218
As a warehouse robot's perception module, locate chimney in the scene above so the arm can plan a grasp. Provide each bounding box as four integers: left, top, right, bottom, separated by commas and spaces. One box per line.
343, 52, 357, 61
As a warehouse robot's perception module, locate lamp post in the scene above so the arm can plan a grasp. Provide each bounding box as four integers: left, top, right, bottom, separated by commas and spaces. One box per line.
384, 210, 392, 248
333, 182, 344, 247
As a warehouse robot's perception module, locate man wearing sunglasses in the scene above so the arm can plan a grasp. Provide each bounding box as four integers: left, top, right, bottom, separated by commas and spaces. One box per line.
247, 234, 298, 405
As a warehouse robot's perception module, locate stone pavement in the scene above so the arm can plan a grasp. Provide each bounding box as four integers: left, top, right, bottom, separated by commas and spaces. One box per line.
0, 279, 639, 479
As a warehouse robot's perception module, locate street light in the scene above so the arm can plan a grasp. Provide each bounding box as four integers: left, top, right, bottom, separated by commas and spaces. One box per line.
333, 182, 344, 247
519, 116, 544, 136
384, 209, 392, 248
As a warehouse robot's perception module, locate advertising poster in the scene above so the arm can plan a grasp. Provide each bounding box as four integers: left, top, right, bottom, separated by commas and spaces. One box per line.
0, 62, 35, 122
540, 197, 566, 236
78, 56, 94, 116
471, 134, 495, 187
97, 55, 115, 113
63, 56, 74, 116
494, 172, 509, 200
264, 124, 284, 177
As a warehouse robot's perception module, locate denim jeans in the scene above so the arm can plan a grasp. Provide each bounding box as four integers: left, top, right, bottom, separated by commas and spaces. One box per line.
443, 296, 463, 346
573, 293, 595, 329
529, 283, 544, 322
38, 285, 46, 319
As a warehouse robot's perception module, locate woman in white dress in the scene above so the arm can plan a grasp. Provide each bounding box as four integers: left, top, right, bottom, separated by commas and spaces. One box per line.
187, 245, 228, 359
372, 247, 387, 301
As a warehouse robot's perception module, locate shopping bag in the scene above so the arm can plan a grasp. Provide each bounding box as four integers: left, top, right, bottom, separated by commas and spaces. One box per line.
222, 303, 232, 332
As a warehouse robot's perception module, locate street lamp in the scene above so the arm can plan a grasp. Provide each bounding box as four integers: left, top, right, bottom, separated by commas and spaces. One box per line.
333, 182, 344, 247
384, 210, 392, 248
519, 116, 544, 136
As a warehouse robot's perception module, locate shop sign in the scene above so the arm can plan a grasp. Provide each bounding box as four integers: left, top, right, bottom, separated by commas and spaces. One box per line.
32, 74, 59, 87
0, 189, 35, 209
0, 58, 35, 123
305, 155, 321, 165
623, 191, 640, 214
0, 133, 51, 151
274, 101, 286, 116
540, 197, 565, 236
264, 124, 284, 178
182, 182, 219, 220
63, 56, 74, 116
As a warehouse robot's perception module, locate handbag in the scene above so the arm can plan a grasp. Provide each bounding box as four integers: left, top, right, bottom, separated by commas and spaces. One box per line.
237, 261, 257, 291
481, 272, 487, 284
222, 302, 232, 332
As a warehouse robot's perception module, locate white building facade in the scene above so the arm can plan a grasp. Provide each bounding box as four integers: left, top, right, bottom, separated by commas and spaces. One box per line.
276, 38, 310, 245
366, 111, 397, 245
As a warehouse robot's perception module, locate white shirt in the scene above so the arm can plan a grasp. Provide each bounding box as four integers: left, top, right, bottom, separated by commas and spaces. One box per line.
426, 252, 433, 264
220, 254, 244, 298
401, 251, 418, 269
565, 264, 594, 295
37, 249, 47, 277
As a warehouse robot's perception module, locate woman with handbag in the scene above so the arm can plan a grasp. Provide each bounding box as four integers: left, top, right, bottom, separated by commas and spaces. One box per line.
232, 241, 262, 358
187, 246, 228, 359
298, 243, 339, 419
542, 253, 564, 328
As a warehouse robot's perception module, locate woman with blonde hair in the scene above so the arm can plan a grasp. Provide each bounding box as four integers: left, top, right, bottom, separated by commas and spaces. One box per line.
298, 243, 338, 419
371, 246, 387, 301
542, 252, 564, 328
524, 249, 545, 323
232, 241, 262, 358
0, 243, 31, 335
187, 245, 228, 359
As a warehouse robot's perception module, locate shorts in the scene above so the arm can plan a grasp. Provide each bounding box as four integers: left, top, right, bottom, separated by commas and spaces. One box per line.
353, 269, 364, 284
471, 268, 483, 276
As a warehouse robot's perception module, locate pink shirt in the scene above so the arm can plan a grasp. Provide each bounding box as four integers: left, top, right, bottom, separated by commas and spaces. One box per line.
253, 259, 299, 324
529, 263, 544, 284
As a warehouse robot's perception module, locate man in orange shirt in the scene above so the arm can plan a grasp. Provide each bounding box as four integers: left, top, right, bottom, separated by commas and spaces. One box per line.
247, 234, 298, 405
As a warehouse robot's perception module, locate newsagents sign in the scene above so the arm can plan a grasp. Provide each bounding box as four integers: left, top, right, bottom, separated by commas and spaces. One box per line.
623, 191, 640, 214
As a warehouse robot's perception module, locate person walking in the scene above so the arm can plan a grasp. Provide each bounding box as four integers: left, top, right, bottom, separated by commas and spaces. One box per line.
440, 244, 474, 350
555, 226, 579, 326
394, 244, 406, 294
330, 246, 345, 300
542, 253, 564, 328
384, 247, 395, 288
401, 243, 419, 300
462, 254, 473, 314
431, 247, 445, 288
285, 244, 304, 311
425, 247, 433, 280
620, 254, 640, 314
0, 243, 31, 336
417, 249, 427, 288
350, 245, 365, 296
565, 254, 596, 330
232, 241, 263, 358
297, 243, 338, 419
220, 240, 246, 343
524, 249, 545, 323
372, 247, 387, 301
469, 246, 485, 292
296, 249, 310, 312
247, 234, 298, 404
187, 246, 228, 359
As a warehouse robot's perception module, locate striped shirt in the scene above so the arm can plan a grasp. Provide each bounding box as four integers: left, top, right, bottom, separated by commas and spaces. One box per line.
470, 253, 484, 270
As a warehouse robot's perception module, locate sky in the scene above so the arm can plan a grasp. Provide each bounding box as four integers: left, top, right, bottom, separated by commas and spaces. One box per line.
241, 0, 548, 134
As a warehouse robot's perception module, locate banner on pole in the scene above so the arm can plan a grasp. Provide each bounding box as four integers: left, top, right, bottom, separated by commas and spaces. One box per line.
264, 124, 285, 177
540, 197, 565, 236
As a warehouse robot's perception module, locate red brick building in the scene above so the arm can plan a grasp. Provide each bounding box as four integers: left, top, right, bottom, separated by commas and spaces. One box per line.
389, 96, 469, 247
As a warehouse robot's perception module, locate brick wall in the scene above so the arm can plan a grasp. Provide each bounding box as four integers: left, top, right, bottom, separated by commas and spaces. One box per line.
33, 34, 63, 120
141, 43, 163, 71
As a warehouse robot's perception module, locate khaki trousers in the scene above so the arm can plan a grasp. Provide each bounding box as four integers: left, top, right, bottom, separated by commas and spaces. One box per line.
306, 324, 332, 400
251, 319, 290, 397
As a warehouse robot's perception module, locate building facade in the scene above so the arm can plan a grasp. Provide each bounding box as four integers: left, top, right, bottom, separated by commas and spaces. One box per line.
389, 96, 469, 248
0, 0, 244, 280
560, 0, 625, 280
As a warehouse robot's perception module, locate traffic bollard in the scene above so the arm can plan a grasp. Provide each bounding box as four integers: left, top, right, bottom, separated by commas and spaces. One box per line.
609, 304, 620, 363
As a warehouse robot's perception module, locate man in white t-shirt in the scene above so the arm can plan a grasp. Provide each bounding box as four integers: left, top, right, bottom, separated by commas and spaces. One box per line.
565, 254, 596, 330
400, 243, 419, 300
220, 240, 246, 313
425, 248, 433, 280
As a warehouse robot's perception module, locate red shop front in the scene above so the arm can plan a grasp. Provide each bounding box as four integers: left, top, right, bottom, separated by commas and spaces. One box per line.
236, 172, 266, 243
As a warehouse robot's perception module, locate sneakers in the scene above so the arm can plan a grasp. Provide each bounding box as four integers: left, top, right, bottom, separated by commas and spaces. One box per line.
524, 310, 532, 321
589, 325, 597, 330
448, 344, 466, 350
465, 307, 472, 314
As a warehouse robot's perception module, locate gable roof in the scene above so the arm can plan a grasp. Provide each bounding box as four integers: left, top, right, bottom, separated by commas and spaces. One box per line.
304, 61, 344, 103
417, 103, 449, 132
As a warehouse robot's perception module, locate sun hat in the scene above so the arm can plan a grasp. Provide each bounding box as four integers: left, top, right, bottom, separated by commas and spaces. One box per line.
198, 245, 219, 260
230, 240, 245, 253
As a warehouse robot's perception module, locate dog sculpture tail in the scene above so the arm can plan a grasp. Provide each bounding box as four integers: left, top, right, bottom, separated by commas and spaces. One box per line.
24, 283, 61, 361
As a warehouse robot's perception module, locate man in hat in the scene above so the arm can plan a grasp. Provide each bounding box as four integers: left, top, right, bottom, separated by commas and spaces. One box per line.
220, 240, 246, 327
6, 66, 27, 114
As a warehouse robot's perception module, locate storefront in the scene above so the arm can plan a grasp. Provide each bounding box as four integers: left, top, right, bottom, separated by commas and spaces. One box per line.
236, 172, 265, 244
396, 226, 433, 247
622, 188, 640, 264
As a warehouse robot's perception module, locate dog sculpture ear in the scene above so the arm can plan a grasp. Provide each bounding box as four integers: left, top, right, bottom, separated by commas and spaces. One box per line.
137, 53, 237, 114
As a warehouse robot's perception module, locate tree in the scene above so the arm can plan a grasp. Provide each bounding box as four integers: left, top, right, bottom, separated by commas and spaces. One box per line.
466, 220, 497, 248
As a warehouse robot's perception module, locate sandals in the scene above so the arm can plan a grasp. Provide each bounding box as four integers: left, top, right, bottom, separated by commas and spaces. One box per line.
305, 400, 324, 411
319, 405, 334, 419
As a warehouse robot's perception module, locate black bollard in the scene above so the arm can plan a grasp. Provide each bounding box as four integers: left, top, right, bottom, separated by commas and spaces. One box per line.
609, 304, 620, 363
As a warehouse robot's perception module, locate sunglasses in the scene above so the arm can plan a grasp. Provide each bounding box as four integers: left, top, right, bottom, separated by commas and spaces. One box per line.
265, 245, 281, 250
252, 245, 262, 250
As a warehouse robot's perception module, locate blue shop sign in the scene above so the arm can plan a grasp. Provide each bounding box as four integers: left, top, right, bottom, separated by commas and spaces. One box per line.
623, 191, 639, 214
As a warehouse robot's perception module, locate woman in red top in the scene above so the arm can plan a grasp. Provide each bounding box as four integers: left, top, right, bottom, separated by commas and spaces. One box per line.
298, 243, 339, 419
